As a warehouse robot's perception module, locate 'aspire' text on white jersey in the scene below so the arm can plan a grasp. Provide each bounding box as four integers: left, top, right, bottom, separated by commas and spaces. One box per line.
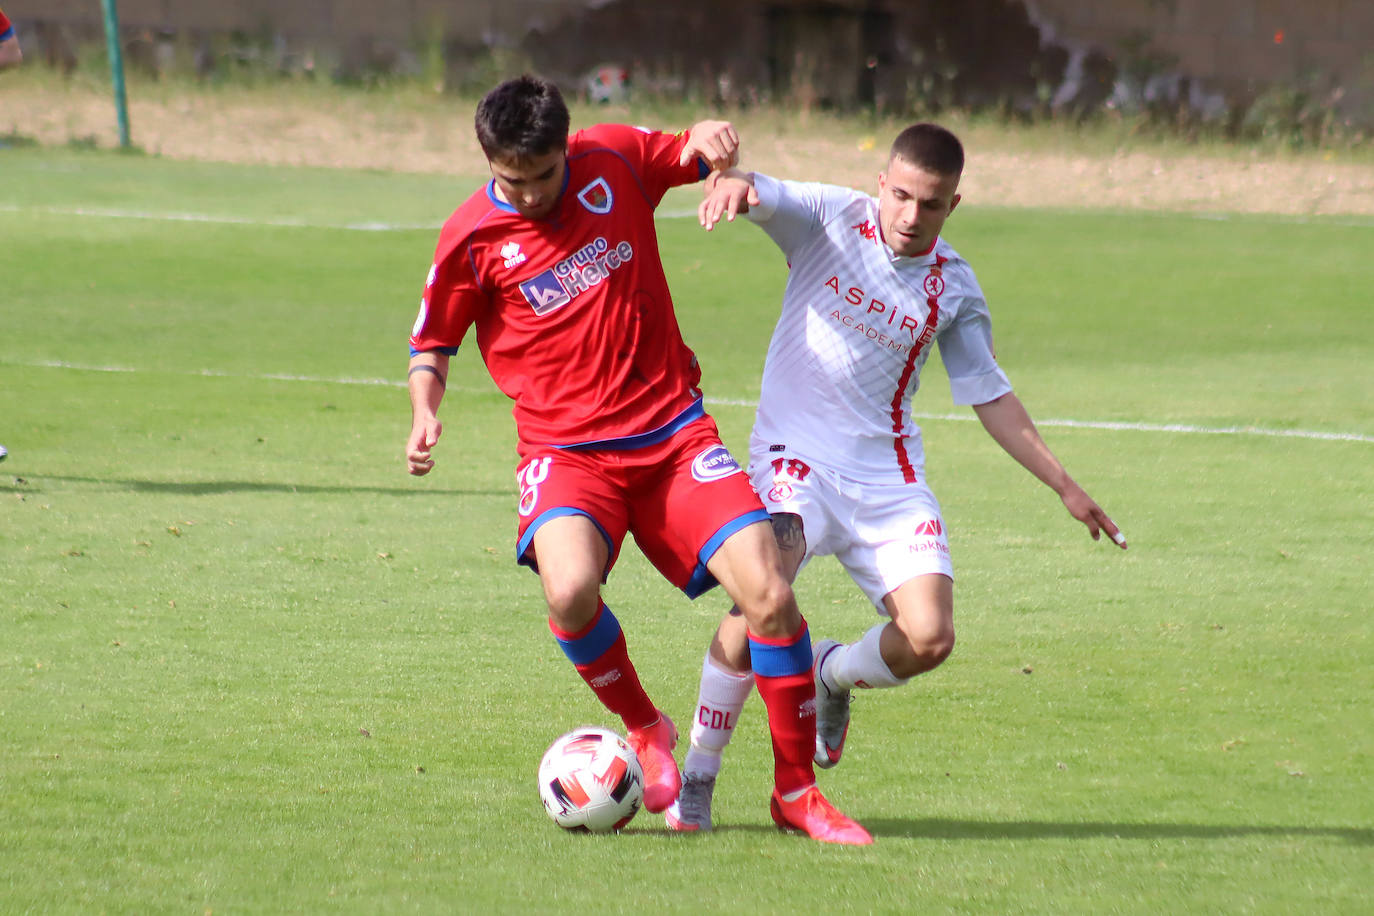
746, 173, 1012, 484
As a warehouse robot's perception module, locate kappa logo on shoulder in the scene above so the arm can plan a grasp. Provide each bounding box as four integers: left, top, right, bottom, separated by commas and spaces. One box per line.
691, 445, 742, 482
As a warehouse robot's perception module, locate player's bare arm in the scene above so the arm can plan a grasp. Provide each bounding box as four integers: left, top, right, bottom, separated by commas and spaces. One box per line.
699, 168, 760, 230
406, 351, 449, 476
680, 120, 740, 172
972, 392, 1127, 549
0, 34, 20, 70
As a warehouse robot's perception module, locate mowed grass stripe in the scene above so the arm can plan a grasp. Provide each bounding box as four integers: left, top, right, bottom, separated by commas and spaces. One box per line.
7, 358, 1372, 445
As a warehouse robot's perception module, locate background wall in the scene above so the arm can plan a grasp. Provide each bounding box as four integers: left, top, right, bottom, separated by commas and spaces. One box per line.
1030, 0, 1373, 98
3, 0, 1369, 119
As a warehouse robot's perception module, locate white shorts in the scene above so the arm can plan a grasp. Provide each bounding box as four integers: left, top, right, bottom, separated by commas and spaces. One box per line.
748, 446, 954, 613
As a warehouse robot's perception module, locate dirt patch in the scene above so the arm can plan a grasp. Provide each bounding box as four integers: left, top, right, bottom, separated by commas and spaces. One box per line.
5, 80, 1374, 217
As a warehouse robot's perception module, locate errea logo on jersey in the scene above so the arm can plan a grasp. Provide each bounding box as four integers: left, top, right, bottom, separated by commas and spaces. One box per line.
517, 236, 634, 316
501, 242, 527, 268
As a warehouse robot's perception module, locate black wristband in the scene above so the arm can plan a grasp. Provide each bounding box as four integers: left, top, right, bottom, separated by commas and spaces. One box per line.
408, 364, 446, 389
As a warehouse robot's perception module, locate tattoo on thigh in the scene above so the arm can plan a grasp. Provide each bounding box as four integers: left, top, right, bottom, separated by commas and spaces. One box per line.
771, 513, 804, 553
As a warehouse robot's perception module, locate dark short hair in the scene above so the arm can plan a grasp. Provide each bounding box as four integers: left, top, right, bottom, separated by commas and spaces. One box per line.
889, 123, 964, 177
475, 75, 571, 163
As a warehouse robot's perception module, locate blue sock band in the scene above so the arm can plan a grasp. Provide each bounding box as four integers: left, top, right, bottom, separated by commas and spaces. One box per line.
748, 624, 813, 678
553, 604, 622, 666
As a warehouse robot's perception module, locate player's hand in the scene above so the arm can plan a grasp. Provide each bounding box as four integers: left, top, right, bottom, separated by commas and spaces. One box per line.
699, 171, 760, 230
1061, 483, 1127, 549
681, 120, 740, 171
406, 417, 442, 476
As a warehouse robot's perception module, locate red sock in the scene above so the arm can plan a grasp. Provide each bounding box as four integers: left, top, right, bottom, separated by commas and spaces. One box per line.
748, 621, 816, 795
550, 603, 658, 731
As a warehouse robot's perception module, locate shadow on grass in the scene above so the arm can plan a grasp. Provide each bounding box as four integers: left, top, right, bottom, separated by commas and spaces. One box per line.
3, 475, 508, 498
862, 818, 1373, 845
654, 820, 1371, 845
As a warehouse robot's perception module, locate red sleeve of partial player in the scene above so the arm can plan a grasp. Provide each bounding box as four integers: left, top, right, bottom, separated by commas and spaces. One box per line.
575, 123, 704, 208
0, 11, 13, 35
408, 192, 498, 353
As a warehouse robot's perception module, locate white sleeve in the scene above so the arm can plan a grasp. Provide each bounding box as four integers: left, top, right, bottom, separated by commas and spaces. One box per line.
938, 295, 1014, 405
747, 174, 858, 260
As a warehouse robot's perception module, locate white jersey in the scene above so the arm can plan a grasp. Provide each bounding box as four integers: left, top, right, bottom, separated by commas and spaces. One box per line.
745, 173, 1012, 485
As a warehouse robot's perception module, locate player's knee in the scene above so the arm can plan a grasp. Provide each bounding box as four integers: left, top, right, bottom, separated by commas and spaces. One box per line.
892, 623, 955, 677
914, 624, 955, 668
541, 577, 603, 631
737, 576, 800, 638
920, 628, 956, 668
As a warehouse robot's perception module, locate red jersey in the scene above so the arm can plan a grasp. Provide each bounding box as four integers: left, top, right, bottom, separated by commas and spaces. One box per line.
411, 123, 708, 450
0, 10, 13, 39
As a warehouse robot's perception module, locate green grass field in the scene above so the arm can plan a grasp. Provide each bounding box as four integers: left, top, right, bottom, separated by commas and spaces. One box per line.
2, 147, 1371, 914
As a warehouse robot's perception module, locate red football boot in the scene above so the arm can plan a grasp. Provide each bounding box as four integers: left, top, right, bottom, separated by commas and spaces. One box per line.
770, 786, 873, 845
626, 712, 681, 813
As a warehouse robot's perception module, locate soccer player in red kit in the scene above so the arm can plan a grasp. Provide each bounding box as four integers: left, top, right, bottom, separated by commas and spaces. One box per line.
405, 75, 869, 843
0, 7, 20, 70
0, 7, 17, 463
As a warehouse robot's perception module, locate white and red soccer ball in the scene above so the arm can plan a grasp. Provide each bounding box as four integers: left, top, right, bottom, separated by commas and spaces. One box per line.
537, 727, 643, 832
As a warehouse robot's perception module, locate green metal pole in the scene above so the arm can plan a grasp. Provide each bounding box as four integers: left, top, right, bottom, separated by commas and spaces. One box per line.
100, 0, 131, 148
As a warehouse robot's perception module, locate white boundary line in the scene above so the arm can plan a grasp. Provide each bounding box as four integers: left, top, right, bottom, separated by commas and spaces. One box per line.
12, 360, 1372, 445
6, 200, 1374, 230
0, 202, 438, 232
704, 396, 1374, 444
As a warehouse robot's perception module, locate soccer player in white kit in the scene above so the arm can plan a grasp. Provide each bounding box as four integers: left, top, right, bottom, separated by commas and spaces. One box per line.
665, 123, 1127, 833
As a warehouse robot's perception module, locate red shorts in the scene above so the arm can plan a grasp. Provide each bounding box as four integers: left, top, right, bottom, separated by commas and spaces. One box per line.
514, 416, 768, 597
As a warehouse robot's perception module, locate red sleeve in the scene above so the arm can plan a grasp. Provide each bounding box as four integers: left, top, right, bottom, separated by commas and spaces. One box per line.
409, 232, 487, 353
0, 11, 13, 34
574, 123, 705, 207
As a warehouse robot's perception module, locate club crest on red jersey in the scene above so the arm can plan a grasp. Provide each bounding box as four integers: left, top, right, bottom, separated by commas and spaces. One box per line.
577, 177, 613, 214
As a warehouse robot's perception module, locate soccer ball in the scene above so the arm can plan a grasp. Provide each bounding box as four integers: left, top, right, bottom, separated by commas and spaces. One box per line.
537, 726, 643, 832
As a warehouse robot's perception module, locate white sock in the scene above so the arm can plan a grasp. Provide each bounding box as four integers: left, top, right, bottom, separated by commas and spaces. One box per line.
683, 651, 754, 778
821, 623, 909, 691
